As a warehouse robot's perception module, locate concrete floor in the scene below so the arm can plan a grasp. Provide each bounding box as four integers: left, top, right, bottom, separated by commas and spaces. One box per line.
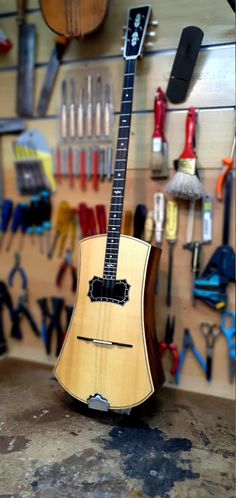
0, 359, 234, 498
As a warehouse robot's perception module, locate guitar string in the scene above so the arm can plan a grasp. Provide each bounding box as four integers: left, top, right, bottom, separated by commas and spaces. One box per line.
96, 58, 136, 396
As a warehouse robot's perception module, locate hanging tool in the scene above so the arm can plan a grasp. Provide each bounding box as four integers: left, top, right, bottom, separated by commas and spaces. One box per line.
165, 107, 204, 200
144, 210, 154, 242
216, 136, 235, 202
16, 0, 36, 117
133, 204, 147, 239
10, 291, 40, 340
37, 36, 70, 116
30, 196, 44, 253
220, 310, 236, 383
165, 200, 178, 307
0, 28, 13, 54
60, 79, 68, 140
201, 171, 235, 283
8, 252, 28, 290
92, 147, 99, 191
0, 199, 13, 248
55, 249, 77, 292
193, 274, 228, 310
48, 201, 71, 258
151, 87, 168, 179
40, 190, 52, 253
37, 297, 49, 348
86, 75, 93, 138
122, 210, 133, 235
199, 322, 220, 381
45, 297, 65, 356
166, 26, 204, 104
175, 328, 206, 384
99, 147, 105, 181
18, 201, 30, 250
104, 83, 112, 138
5, 203, 24, 252
80, 148, 86, 190
0, 281, 14, 355
96, 76, 102, 138
67, 146, 74, 188
160, 315, 179, 375
153, 193, 165, 246
69, 79, 76, 139
77, 88, 84, 139
96, 205, 107, 234
202, 194, 213, 243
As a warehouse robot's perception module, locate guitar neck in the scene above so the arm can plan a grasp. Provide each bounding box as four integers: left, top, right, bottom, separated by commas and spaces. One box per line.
103, 58, 136, 280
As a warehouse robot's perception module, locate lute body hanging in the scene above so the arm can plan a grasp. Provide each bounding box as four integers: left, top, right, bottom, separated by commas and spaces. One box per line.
55, 6, 164, 411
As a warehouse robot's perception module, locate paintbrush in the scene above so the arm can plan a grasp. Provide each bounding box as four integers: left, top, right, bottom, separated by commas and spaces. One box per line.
165, 107, 204, 200
151, 87, 168, 179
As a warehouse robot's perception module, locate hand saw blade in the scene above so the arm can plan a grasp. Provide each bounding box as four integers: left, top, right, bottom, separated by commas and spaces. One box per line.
17, 22, 36, 117
37, 38, 69, 116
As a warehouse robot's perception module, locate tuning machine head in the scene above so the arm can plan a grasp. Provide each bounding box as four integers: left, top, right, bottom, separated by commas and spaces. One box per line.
149, 19, 158, 27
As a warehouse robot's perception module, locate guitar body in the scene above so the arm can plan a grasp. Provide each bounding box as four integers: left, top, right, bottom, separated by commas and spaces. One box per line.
39, 0, 108, 37
55, 234, 164, 410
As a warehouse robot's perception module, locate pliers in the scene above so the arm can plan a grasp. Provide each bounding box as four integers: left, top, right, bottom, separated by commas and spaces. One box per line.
159, 315, 179, 375
8, 252, 27, 290
175, 328, 206, 384
10, 291, 40, 340
55, 249, 77, 292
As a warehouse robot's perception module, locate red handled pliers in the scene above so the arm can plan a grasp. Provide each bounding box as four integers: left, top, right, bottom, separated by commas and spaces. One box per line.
160, 315, 179, 375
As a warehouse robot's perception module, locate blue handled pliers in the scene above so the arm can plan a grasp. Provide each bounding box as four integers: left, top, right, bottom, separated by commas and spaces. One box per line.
8, 252, 27, 290
175, 328, 206, 384
220, 310, 236, 383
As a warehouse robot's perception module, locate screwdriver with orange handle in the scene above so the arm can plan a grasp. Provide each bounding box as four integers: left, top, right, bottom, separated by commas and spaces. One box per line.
216, 136, 235, 201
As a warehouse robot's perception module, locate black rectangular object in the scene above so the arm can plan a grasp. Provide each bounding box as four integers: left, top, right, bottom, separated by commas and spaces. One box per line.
166, 26, 204, 104
17, 23, 36, 117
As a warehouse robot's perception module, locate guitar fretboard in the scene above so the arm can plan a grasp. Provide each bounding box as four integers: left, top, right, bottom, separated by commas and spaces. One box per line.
103, 58, 136, 280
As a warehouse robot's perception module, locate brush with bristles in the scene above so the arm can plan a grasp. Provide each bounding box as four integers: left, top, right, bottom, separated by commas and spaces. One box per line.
151, 87, 168, 179
165, 107, 204, 200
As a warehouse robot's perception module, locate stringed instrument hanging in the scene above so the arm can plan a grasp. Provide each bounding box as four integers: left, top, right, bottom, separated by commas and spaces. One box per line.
55, 5, 165, 412
39, 0, 108, 37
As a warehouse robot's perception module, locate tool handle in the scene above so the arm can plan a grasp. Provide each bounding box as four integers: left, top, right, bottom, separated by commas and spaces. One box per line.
222, 171, 232, 245
96, 205, 106, 234
70, 104, 76, 139
80, 149, 86, 191
175, 349, 186, 384
122, 210, 133, 235
169, 344, 179, 375
206, 356, 212, 381
61, 105, 67, 140
92, 148, 99, 191
216, 135, 235, 202
104, 102, 111, 137
153, 192, 165, 245
166, 200, 178, 241
180, 107, 196, 159
193, 347, 206, 371
55, 146, 62, 184
166, 242, 174, 307
96, 101, 102, 137
1, 199, 13, 231
67, 147, 73, 188
153, 88, 165, 139
87, 102, 93, 137
16, 0, 26, 21
143, 210, 154, 242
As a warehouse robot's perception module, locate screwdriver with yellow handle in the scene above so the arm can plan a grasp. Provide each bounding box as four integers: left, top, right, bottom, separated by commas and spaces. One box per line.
216, 136, 235, 201
48, 201, 71, 259
166, 200, 178, 307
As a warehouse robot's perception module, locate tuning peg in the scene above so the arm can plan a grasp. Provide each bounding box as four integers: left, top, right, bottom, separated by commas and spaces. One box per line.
146, 31, 156, 37
120, 46, 124, 52
144, 42, 154, 48
149, 20, 158, 26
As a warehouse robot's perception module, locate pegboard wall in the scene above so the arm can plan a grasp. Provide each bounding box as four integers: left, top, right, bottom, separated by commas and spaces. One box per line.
0, 0, 235, 399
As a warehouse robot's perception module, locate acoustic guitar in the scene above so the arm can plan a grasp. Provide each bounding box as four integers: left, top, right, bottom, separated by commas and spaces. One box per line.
55, 5, 165, 412
39, 0, 108, 37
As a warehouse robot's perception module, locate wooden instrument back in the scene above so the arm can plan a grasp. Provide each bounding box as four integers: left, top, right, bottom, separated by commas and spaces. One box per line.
39, 0, 108, 37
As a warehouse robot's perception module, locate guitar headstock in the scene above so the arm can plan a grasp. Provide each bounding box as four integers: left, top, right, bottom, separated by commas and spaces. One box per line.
122, 5, 158, 60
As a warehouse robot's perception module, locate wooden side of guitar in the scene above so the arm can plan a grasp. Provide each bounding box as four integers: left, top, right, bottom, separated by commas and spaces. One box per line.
39, 0, 108, 37
55, 234, 164, 410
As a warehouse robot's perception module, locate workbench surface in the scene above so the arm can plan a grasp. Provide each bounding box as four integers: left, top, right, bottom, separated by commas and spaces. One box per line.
0, 358, 234, 498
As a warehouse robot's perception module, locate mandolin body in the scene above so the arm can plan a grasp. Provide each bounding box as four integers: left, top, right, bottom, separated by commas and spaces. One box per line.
39, 0, 108, 37
55, 234, 165, 410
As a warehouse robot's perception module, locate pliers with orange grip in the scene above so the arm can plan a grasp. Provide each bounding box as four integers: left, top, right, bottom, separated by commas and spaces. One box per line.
160, 315, 179, 375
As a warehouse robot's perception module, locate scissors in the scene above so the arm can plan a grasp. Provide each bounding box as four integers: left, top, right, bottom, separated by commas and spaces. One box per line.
220, 310, 236, 383
200, 322, 220, 381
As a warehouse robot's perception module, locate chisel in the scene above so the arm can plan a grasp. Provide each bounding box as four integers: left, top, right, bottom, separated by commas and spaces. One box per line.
37, 36, 70, 117
16, 0, 36, 117
166, 200, 178, 307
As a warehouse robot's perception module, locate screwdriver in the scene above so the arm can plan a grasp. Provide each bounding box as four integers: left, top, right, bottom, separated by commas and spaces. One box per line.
165, 200, 178, 307
0, 199, 13, 247
31, 196, 44, 253
40, 191, 52, 254
18, 202, 30, 250
48, 201, 71, 258
5, 203, 24, 251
